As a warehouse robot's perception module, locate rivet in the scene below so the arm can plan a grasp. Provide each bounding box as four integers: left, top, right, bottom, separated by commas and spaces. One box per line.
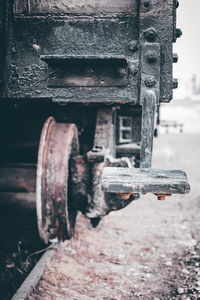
129, 41, 138, 52
130, 66, 138, 76
173, 53, 178, 63
145, 77, 156, 87
176, 28, 182, 39
143, 1, 150, 9
144, 28, 157, 42
146, 51, 157, 63
117, 68, 126, 78
173, 78, 178, 89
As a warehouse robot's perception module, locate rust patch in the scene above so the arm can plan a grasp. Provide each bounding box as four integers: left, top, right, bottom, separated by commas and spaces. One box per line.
155, 194, 172, 201
36, 117, 79, 244
116, 193, 134, 200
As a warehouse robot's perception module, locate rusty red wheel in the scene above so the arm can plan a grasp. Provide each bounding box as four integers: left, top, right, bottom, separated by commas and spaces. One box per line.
36, 117, 79, 244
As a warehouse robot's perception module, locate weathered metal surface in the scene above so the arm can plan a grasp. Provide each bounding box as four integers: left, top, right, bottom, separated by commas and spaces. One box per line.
139, 0, 175, 102
86, 161, 140, 219
14, 0, 138, 14
36, 117, 79, 244
105, 156, 132, 168
140, 90, 156, 168
118, 116, 132, 143
87, 146, 107, 163
86, 161, 108, 218
0, 164, 36, 192
116, 143, 140, 158
0, 1, 189, 239
42, 56, 128, 87
6, 14, 139, 103
93, 108, 116, 156
116, 105, 142, 148
85, 108, 115, 218
69, 155, 90, 214
85, 107, 140, 219
3, 0, 177, 103
102, 168, 190, 194
115, 104, 141, 167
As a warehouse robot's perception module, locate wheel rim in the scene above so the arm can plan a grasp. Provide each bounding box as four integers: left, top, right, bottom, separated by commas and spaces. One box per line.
36, 117, 79, 244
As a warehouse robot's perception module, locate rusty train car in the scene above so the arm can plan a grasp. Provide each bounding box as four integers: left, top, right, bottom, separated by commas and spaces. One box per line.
0, 0, 190, 244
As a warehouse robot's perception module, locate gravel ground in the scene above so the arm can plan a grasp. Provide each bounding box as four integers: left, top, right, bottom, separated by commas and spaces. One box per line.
29, 133, 200, 300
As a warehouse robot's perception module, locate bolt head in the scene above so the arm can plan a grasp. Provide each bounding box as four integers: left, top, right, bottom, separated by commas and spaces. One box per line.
143, 1, 150, 9
173, 78, 178, 89
176, 28, 182, 39
155, 194, 172, 200
173, 53, 178, 63
117, 68, 126, 78
146, 51, 157, 63
145, 77, 156, 87
129, 41, 138, 52
144, 28, 157, 42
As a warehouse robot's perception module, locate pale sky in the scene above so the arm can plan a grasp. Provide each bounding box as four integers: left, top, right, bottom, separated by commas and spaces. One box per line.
174, 0, 200, 80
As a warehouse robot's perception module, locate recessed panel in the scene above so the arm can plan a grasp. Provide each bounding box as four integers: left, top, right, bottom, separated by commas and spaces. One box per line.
41, 56, 128, 87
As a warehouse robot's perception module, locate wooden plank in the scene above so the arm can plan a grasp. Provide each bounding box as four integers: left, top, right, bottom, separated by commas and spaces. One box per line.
102, 167, 190, 194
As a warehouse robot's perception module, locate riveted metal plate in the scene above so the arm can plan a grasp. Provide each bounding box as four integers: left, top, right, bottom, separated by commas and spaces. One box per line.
6, 0, 175, 103
139, 0, 174, 102
140, 43, 160, 104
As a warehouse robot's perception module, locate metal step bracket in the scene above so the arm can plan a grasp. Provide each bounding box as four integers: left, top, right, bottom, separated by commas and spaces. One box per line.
140, 43, 161, 105
101, 167, 190, 195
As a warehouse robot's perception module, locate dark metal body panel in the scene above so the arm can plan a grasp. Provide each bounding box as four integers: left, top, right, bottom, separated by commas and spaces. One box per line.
1, 0, 176, 103
6, 14, 139, 103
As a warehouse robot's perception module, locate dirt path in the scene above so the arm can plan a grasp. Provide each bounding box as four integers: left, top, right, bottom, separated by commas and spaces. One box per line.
29, 134, 200, 300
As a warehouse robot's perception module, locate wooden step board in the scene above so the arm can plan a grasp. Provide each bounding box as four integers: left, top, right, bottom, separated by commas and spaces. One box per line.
101, 168, 190, 194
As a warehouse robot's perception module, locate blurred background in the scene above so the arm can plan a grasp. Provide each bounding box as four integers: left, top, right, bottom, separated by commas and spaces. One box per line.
159, 0, 200, 135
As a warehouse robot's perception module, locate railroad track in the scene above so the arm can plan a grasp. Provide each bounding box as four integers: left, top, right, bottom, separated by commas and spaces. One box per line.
11, 247, 56, 300
0, 193, 44, 300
